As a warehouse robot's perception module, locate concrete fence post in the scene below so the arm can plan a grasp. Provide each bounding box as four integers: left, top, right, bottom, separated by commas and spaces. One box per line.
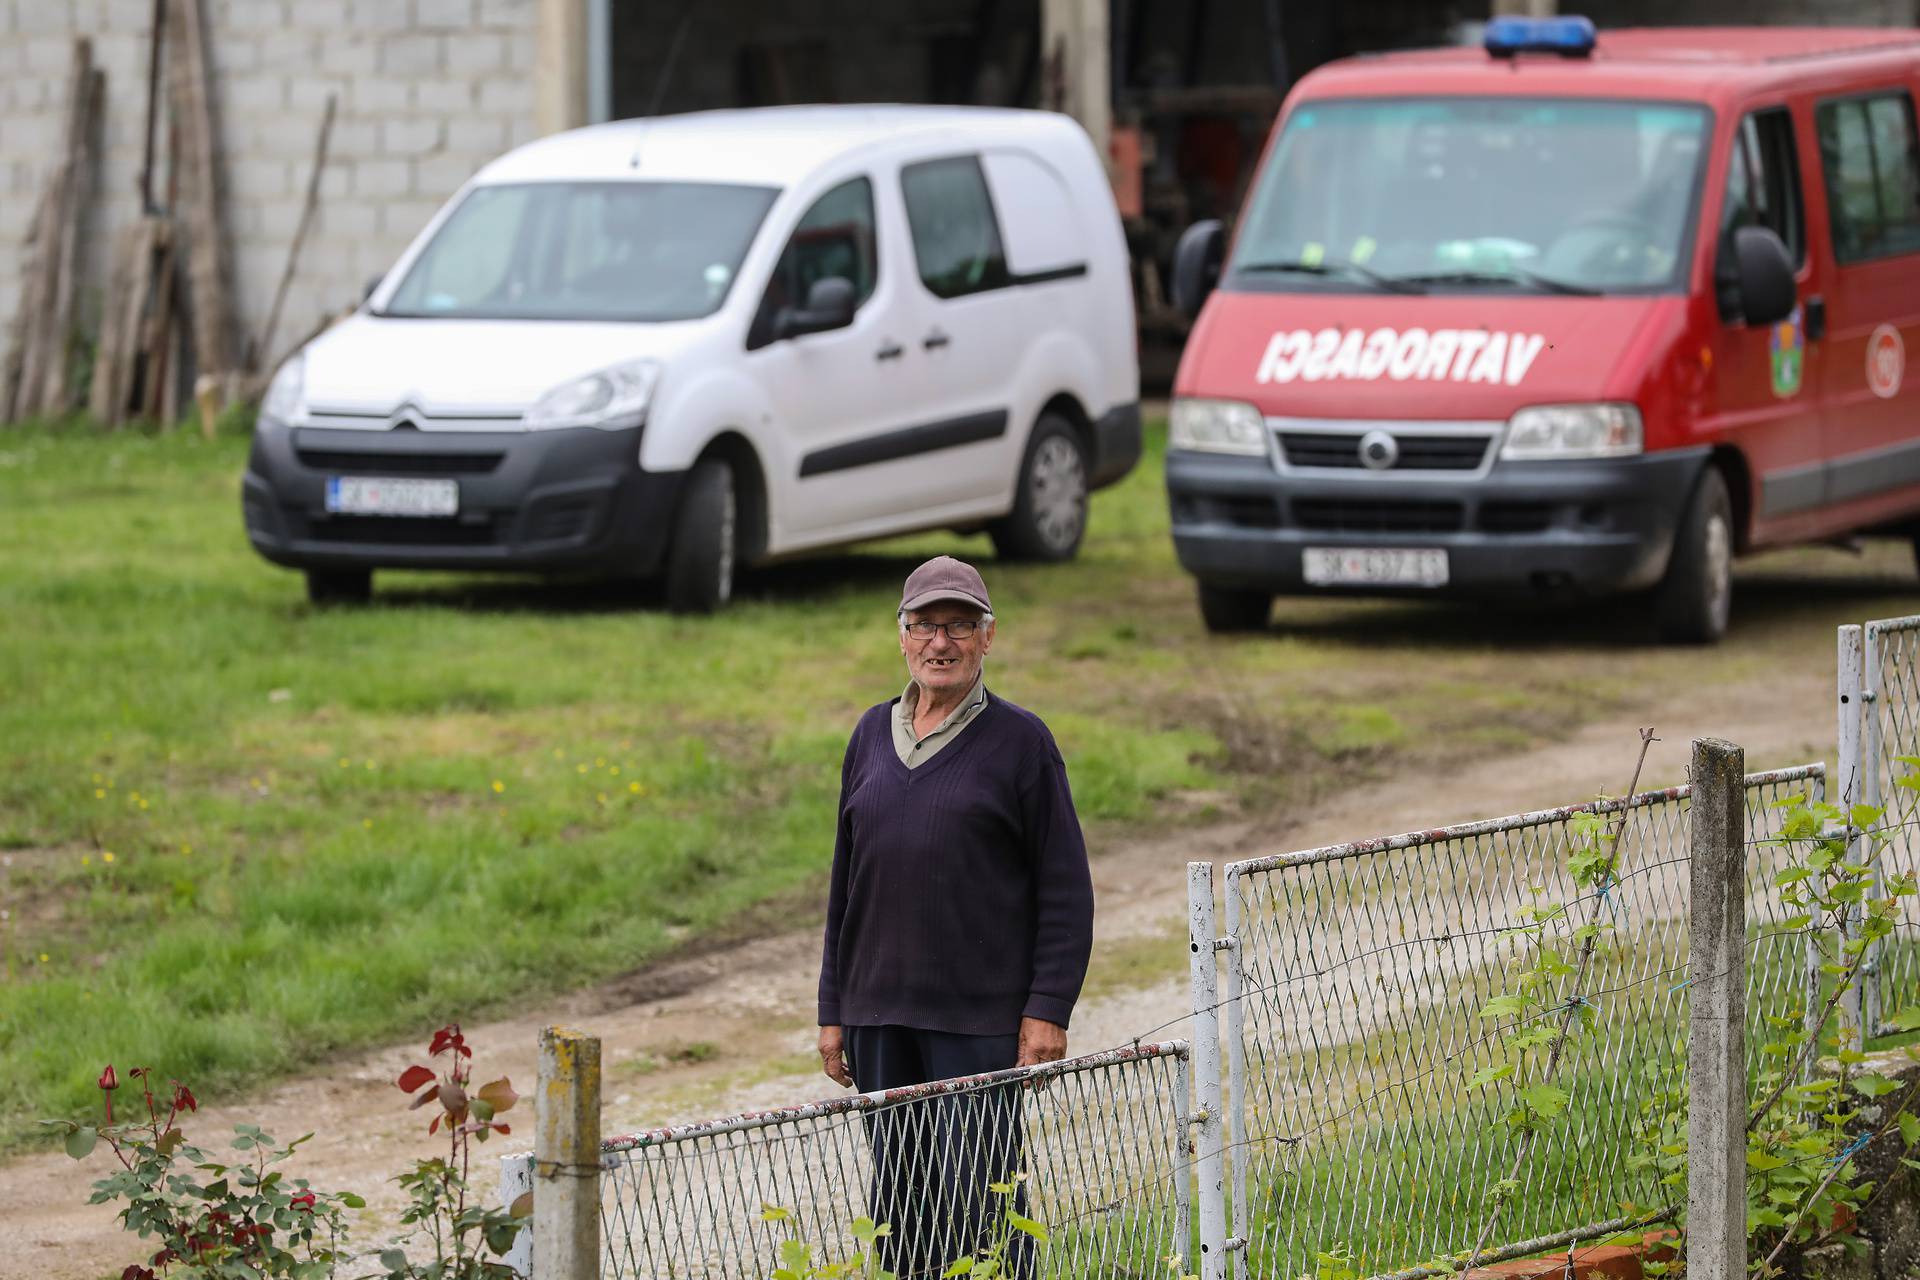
499, 1152, 535, 1278
535, 1025, 602, 1280
1688, 737, 1746, 1280
1188, 861, 1230, 1280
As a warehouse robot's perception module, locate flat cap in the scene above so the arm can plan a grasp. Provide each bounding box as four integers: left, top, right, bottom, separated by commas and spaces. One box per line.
899, 555, 992, 614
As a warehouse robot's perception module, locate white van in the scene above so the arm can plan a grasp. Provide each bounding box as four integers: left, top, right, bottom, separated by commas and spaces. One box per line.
243, 106, 1140, 609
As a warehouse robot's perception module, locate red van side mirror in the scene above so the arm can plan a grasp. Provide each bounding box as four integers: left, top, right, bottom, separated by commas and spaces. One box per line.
1172, 220, 1225, 317
1724, 225, 1796, 328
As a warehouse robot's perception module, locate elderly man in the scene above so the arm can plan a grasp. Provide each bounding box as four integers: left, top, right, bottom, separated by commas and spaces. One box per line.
817, 554, 1094, 1276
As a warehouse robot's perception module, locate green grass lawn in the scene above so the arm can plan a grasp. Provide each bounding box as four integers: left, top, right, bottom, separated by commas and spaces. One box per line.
1, 417, 1915, 1149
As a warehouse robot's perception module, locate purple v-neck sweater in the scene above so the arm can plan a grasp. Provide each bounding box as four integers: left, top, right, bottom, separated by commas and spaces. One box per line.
817, 691, 1094, 1036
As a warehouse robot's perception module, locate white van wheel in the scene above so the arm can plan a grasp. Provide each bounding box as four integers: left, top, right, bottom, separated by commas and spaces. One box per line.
991, 415, 1088, 562
1654, 468, 1733, 645
664, 460, 736, 614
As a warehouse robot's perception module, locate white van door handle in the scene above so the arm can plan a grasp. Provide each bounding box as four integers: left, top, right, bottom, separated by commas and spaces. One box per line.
922, 330, 951, 351
875, 342, 904, 362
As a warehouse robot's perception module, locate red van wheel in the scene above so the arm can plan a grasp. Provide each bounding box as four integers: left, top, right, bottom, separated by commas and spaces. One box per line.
1654, 468, 1733, 645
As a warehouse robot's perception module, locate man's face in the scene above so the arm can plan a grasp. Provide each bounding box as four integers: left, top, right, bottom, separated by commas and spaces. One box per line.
900, 602, 994, 695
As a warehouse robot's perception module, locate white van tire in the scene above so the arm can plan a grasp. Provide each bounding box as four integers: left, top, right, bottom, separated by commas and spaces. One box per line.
1654, 468, 1733, 645
664, 459, 736, 614
991, 415, 1088, 562
1198, 583, 1271, 633
306, 568, 371, 606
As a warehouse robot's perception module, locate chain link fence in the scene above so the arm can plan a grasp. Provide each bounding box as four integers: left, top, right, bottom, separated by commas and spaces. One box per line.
570, 1041, 1191, 1279
1214, 764, 1825, 1280
501, 616, 1920, 1280
1861, 614, 1920, 1037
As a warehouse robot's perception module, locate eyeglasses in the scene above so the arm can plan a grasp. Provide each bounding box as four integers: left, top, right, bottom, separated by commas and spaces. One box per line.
901, 619, 989, 640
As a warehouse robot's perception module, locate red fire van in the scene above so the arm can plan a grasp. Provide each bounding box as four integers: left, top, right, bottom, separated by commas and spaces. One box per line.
1166, 18, 1920, 642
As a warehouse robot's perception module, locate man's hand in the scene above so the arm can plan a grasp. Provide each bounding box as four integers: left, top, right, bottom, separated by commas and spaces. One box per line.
818, 1025, 853, 1087
1016, 1016, 1067, 1068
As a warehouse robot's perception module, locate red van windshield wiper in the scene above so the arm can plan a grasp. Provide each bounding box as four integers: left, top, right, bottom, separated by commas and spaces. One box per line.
1237, 258, 1426, 295
1389, 267, 1601, 296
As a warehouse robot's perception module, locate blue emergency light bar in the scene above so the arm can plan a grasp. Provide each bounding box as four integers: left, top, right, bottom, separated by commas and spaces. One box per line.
1484, 15, 1597, 58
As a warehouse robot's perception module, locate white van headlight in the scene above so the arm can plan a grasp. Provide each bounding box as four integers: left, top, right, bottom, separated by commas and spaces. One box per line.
1170, 398, 1268, 456
1500, 404, 1643, 461
260, 353, 305, 425
523, 358, 661, 431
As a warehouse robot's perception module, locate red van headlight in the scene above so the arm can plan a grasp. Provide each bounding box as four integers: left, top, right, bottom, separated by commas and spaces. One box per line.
1499, 404, 1642, 461
1170, 398, 1267, 456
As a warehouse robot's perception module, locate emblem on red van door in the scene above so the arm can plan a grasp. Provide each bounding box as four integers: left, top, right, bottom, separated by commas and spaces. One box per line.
1867, 324, 1905, 399
1768, 306, 1804, 400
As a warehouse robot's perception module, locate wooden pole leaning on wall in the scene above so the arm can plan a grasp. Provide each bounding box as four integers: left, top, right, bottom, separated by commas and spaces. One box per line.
3, 39, 103, 424
167, 0, 238, 430
251, 92, 336, 389
535, 1026, 601, 1280
1687, 737, 1747, 1280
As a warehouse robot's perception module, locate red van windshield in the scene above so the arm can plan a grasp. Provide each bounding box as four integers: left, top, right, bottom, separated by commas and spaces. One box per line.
1229, 97, 1711, 296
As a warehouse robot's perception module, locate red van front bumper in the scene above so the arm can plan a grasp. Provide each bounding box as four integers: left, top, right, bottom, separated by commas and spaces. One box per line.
1166, 445, 1710, 598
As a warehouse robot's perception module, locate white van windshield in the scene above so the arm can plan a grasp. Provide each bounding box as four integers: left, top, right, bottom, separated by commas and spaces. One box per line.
1228, 98, 1711, 295
382, 181, 780, 322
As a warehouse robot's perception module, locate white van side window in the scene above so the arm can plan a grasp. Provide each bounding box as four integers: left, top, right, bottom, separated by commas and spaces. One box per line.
749, 176, 879, 348
980, 151, 1087, 280
901, 155, 1013, 298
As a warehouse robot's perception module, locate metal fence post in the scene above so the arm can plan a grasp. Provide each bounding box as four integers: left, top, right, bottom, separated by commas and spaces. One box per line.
535, 1026, 602, 1280
1861, 623, 1887, 1038
1688, 738, 1746, 1280
1838, 625, 1868, 1050
1188, 861, 1231, 1280
1220, 865, 1249, 1272
500, 1152, 535, 1278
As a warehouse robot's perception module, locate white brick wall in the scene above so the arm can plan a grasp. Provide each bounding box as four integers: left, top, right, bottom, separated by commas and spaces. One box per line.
0, 0, 537, 394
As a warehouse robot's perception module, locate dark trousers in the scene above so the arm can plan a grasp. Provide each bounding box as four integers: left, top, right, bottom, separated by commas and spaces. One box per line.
845, 1025, 1033, 1280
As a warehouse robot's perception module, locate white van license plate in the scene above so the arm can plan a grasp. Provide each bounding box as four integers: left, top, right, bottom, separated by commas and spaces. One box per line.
325, 477, 458, 517
1304, 547, 1449, 587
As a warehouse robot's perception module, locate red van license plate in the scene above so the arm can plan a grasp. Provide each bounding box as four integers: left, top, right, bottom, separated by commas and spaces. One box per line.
1303, 548, 1449, 588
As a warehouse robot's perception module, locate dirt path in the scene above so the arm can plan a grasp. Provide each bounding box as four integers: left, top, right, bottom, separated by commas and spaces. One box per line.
0, 655, 1834, 1279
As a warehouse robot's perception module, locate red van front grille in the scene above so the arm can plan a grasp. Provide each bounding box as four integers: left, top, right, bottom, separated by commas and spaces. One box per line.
1278, 431, 1490, 471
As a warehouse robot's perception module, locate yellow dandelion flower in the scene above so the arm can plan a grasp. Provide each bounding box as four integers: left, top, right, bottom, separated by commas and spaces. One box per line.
102, 851, 115, 864
138, 799, 149, 810
365, 760, 375, 770
363, 818, 373, 829
576, 764, 588, 774
130, 791, 141, 802
339, 758, 351, 768
91, 773, 102, 783
80, 855, 91, 866
180, 843, 192, 855
37, 952, 48, 963
609, 766, 620, 776
629, 781, 641, 793
597, 792, 608, 804
491, 780, 505, 793
93, 788, 105, 799
595, 757, 606, 767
